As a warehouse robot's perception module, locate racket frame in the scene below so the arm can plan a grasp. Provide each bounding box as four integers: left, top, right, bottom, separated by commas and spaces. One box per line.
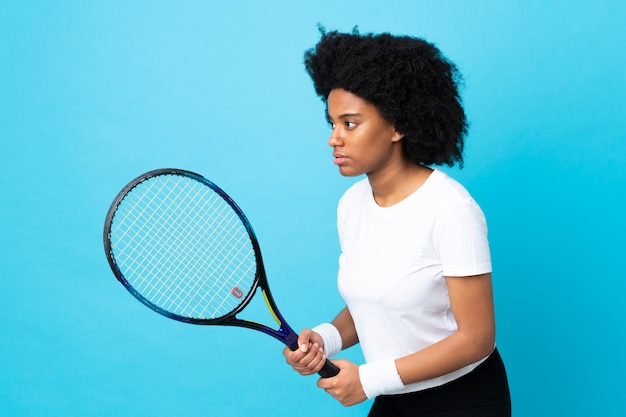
104, 168, 339, 378
103, 168, 298, 347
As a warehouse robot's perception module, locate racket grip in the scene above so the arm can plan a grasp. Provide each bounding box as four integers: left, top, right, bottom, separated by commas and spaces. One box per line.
318, 359, 340, 378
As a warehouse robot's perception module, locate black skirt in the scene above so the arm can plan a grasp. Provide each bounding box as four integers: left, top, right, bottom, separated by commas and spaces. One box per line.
368, 348, 511, 417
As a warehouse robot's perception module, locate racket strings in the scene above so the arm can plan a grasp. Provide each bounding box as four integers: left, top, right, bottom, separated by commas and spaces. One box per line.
120, 185, 251, 317
110, 174, 257, 319
143, 187, 226, 309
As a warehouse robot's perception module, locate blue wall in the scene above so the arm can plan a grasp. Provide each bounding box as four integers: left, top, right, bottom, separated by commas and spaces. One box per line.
1, 1, 624, 416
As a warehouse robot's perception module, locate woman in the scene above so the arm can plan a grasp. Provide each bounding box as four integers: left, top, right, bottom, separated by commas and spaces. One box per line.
283, 28, 511, 417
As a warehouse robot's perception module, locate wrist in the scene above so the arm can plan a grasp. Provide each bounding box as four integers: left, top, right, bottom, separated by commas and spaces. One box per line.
358, 359, 404, 399
311, 322, 342, 357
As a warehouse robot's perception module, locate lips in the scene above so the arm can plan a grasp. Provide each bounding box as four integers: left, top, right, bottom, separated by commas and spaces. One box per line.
333, 152, 347, 165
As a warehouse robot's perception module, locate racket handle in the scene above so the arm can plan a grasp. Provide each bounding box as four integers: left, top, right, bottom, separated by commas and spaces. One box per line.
286, 342, 339, 377
318, 359, 340, 378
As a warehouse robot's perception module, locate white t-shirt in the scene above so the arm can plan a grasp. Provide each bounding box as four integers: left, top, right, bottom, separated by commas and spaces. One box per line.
337, 169, 492, 394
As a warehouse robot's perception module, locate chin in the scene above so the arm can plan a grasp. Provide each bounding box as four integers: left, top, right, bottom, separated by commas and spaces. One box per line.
338, 167, 361, 177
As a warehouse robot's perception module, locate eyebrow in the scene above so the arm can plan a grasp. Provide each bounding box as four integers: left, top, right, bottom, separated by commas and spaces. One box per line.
338, 112, 362, 118
326, 112, 363, 122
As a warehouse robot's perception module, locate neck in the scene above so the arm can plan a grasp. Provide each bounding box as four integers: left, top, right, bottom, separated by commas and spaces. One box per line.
367, 161, 433, 207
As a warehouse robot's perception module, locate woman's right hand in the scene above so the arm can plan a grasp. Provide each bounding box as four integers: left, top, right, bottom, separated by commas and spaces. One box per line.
282, 328, 327, 375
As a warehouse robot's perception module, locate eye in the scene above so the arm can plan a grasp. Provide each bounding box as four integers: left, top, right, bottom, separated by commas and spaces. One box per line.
345, 121, 357, 129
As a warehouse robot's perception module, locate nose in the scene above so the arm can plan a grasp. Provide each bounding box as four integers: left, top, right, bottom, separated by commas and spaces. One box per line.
328, 129, 343, 147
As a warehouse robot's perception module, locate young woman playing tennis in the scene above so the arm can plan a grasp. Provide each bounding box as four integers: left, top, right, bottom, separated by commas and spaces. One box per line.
283, 29, 511, 416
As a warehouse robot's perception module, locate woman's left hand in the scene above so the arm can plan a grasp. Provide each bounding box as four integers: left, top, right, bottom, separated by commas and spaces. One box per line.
316, 359, 367, 406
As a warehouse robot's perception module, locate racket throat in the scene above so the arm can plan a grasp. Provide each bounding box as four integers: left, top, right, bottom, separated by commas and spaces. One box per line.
261, 289, 298, 349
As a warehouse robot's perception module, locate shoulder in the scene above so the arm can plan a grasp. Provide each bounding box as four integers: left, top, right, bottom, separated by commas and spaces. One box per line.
426, 169, 474, 203
424, 170, 487, 225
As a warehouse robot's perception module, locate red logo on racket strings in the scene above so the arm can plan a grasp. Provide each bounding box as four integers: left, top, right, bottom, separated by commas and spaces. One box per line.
231, 287, 243, 299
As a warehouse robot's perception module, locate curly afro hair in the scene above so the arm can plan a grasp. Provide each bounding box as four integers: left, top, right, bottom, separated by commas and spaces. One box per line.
304, 27, 468, 167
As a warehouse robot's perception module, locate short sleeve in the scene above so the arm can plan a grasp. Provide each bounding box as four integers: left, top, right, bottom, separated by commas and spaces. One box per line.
434, 197, 492, 277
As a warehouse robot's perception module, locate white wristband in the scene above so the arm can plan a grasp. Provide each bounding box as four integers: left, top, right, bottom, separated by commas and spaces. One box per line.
358, 360, 405, 399
311, 323, 342, 358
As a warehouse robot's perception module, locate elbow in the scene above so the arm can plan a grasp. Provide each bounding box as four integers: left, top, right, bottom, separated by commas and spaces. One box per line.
479, 334, 496, 358
459, 326, 495, 360
475, 326, 496, 358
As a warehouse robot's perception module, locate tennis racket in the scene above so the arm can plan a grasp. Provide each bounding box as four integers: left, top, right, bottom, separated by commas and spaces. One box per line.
103, 168, 339, 378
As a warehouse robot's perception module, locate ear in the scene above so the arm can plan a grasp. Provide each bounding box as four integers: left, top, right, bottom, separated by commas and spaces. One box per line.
391, 129, 404, 143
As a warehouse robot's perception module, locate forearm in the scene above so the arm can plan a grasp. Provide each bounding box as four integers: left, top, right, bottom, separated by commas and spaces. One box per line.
311, 307, 358, 358
330, 306, 359, 350
395, 324, 495, 385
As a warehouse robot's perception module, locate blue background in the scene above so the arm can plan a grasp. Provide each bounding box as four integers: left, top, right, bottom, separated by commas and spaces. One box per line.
1, 1, 625, 416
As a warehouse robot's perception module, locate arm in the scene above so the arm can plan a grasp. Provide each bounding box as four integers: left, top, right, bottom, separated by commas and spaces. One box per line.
395, 272, 495, 384
330, 306, 359, 350
320, 272, 496, 406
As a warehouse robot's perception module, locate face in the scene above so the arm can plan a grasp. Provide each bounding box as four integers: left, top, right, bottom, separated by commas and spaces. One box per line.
326, 88, 404, 177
